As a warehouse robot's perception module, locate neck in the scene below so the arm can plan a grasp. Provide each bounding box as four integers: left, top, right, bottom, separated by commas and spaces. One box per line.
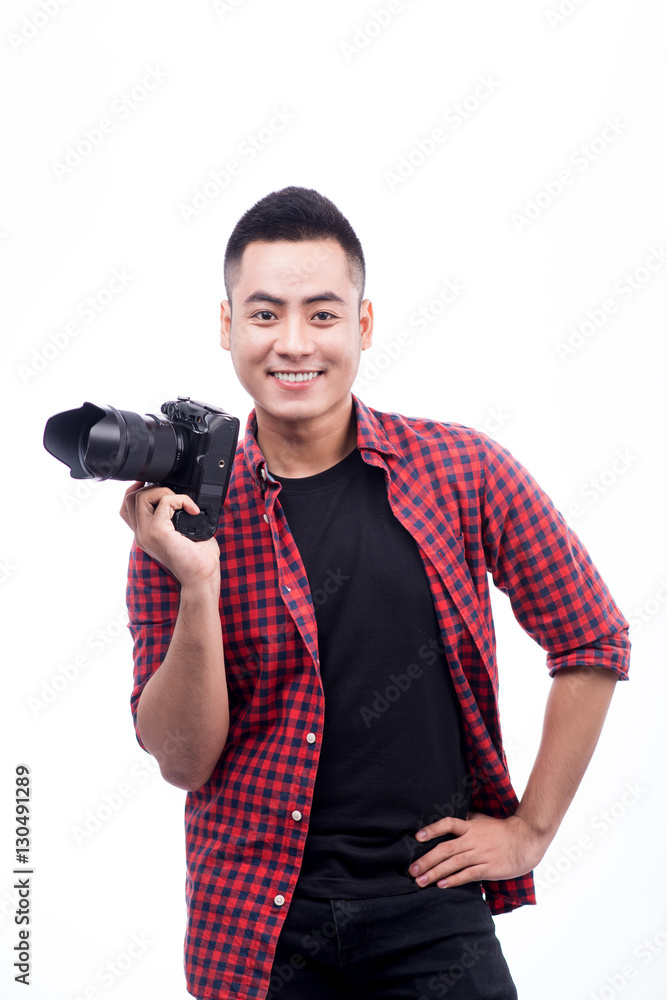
255, 397, 357, 478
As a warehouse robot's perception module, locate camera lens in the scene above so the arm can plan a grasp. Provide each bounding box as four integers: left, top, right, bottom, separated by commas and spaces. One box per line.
44, 402, 183, 482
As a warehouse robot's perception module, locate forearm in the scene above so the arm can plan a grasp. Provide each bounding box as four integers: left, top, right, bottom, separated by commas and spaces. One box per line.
514, 664, 619, 841
137, 578, 229, 791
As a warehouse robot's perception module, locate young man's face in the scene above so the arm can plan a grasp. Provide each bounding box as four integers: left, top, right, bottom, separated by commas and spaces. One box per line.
220, 239, 373, 431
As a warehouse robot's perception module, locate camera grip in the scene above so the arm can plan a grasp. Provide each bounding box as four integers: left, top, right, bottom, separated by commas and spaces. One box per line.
172, 506, 217, 541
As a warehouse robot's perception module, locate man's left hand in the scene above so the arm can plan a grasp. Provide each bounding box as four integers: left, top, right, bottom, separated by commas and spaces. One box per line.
409, 811, 551, 888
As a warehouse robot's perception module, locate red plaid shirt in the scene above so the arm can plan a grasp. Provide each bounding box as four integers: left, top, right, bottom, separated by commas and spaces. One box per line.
126, 394, 630, 1000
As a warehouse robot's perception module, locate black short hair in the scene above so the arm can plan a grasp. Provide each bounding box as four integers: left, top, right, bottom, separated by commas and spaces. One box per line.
224, 186, 365, 312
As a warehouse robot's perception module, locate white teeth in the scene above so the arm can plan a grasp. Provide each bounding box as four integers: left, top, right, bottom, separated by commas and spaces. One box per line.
272, 371, 322, 382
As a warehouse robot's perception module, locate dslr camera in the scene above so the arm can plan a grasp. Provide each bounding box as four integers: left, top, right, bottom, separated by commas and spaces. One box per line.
43, 397, 240, 540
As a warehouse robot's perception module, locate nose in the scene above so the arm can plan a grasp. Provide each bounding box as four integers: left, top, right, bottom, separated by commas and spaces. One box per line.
274, 316, 316, 358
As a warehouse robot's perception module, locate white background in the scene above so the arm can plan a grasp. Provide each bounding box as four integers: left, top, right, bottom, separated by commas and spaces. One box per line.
2, 1, 666, 998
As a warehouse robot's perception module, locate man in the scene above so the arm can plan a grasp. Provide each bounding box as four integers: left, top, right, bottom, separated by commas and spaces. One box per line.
121, 186, 630, 999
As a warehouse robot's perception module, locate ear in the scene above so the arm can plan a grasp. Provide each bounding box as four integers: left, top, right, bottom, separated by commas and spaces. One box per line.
220, 300, 232, 351
360, 299, 374, 351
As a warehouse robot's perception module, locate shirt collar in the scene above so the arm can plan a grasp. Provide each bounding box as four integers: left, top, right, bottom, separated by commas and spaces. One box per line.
241, 394, 400, 492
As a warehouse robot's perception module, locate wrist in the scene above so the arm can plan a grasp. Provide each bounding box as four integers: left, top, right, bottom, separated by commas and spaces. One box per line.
512, 807, 559, 845
179, 572, 221, 604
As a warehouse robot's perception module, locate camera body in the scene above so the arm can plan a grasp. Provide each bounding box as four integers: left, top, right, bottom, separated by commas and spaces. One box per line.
43, 395, 240, 541
157, 397, 239, 540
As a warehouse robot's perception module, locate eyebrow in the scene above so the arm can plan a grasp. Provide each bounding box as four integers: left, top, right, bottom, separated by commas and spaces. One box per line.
242, 290, 347, 307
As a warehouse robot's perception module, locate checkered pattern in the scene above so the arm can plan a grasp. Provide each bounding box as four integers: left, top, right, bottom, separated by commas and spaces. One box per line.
126, 394, 630, 1000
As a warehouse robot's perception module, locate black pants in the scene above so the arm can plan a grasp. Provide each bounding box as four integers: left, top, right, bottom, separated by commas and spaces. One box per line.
266, 880, 518, 999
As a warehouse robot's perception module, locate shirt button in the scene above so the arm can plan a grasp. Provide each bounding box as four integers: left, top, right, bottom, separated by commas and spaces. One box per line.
263, 514, 269, 523
261, 467, 267, 480
292, 810, 302, 821
306, 733, 316, 743
274, 894, 286, 906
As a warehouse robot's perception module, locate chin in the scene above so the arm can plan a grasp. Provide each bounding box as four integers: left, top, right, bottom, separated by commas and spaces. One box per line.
267, 398, 327, 419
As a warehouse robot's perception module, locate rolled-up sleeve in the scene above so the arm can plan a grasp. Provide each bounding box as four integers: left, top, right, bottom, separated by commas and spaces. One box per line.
480, 432, 630, 680
125, 541, 181, 750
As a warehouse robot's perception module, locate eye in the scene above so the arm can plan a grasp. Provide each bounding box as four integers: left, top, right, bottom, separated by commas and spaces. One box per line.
251, 310, 276, 321
313, 311, 336, 321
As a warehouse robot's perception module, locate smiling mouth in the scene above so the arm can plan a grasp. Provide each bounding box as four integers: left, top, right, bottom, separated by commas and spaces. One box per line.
269, 371, 324, 382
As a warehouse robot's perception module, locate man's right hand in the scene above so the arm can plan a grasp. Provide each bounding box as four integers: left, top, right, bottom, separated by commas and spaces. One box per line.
120, 481, 221, 589
122, 481, 229, 790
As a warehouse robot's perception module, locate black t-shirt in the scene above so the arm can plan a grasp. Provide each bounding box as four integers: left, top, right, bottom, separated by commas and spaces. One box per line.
272, 447, 471, 897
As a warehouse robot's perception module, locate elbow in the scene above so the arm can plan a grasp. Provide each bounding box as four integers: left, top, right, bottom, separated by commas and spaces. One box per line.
158, 759, 217, 792
135, 706, 227, 791
162, 772, 206, 792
